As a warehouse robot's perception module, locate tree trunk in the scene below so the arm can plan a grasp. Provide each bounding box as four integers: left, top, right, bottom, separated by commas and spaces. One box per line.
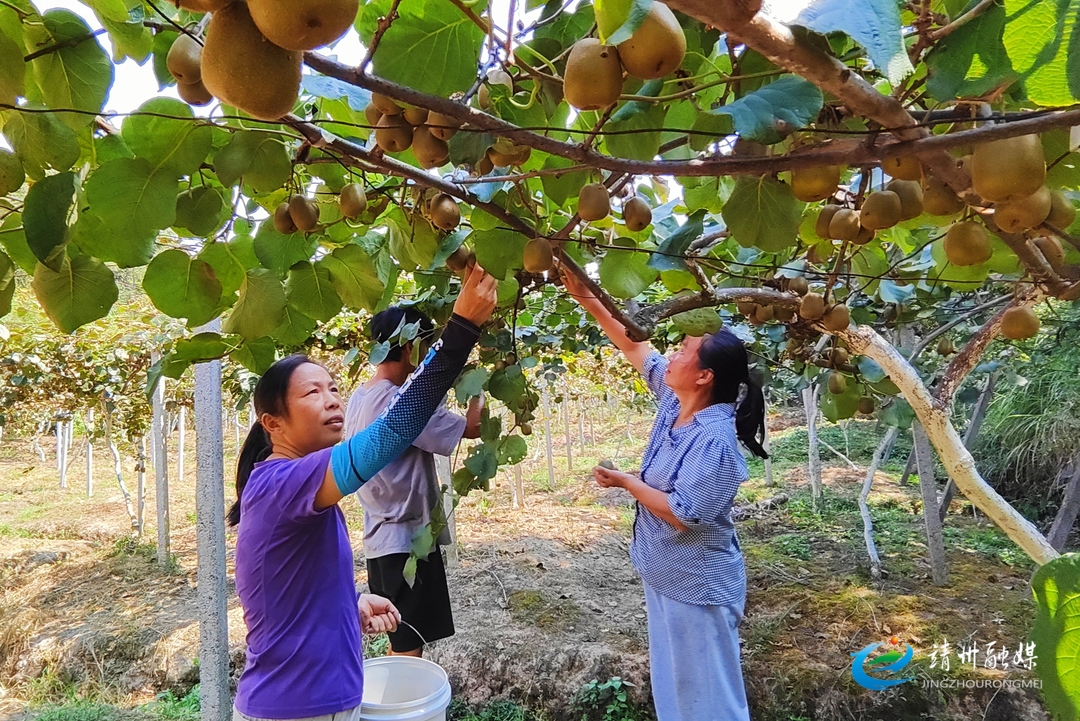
562, 382, 572, 472
137, 436, 147, 537
102, 405, 138, 529
802, 385, 822, 507
860, 426, 899, 580
194, 322, 230, 721
178, 405, 186, 483
763, 396, 775, 487
899, 449, 916, 486
512, 463, 525, 509
436, 455, 457, 568
938, 372, 997, 522
541, 387, 555, 490
151, 359, 170, 568
1048, 457, 1080, 552
56, 420, 65, 487
913, 422, 949, 585
86, 408, 94, 498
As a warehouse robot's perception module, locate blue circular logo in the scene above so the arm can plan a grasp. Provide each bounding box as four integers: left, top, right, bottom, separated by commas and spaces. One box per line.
850, 641, 914, 690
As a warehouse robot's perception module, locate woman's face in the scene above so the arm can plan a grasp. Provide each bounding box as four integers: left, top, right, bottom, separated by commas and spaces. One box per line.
664, 336, 713, 394
263, 363, 345, 455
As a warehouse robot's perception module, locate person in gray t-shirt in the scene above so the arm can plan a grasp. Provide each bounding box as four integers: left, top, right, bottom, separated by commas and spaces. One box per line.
344, 305, 482, 657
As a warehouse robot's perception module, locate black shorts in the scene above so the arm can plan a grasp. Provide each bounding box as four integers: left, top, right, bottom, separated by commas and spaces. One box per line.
366, 550, 455, 653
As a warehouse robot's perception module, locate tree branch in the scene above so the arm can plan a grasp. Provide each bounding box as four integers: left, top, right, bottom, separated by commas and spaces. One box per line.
928, 0, 997, 41
910, 294, 1010, 362
24, 28, 106, 62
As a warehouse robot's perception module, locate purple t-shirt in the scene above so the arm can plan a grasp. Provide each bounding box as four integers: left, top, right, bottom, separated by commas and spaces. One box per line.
234, 447, 363, 719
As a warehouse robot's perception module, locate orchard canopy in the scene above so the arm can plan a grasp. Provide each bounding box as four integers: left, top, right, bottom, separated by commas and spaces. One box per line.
4, 0, 1080, 568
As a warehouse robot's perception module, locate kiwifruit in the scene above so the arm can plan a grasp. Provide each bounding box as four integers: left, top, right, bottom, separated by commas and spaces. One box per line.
1034, 235, 1066, 269
521, 423, 533, 436
754, 304, 775, 324
523, 237, 554, 273
857, 397, 875, 415
972, 134, 1046, 202
338, 183, 367, 219
429, 193, 460, 231
477, 83, 491, 110
788, 276, 809, 296
371, 92, 401, 116
791, 166, 841, 202
174, 0, 233, 11
564, 39, 623, 111
412, 127, 449, 168
623, 197, 652, 231
736, 302, 757, 317
248, 0, 359, 50
829, 208, 862, 241
1061, 281, 1080, 302
828, 371, 847, 395
476, 153, 494, 175
822, 304, 850, 332
202, 2, 302, 121
853, 225, 875, 245
992, 185, 1052, 233
936, 337, 955, 356
488, 145, 531, 167
0, 149, 24, 196
829, 347, 849, 366
505, 351, 518, 365
616, 2, 686, 79
860, 191, 902, 231
922, 175, 965, 216
273, 202, 297, 234
428, 111, 459, 141
886, 179, 924, 220
364, 103, 382, 128
816, 205, 840, 238
775, 307, 795, 323
598, 459, 616, 470
944, 221, 991, 266
1000, 306, 1040, 340
166, 33, 202, 84
578, 183, 611, 221
288, 193, 319, 232
882, 155, 921, 181
375, 113, 413, 153
446, 246, 470, 272
1046, 190, 1076, 229
799, 292, 826, 321
403, 106, 429, 126
176, 79, 213, 106
493, 359, 507, 371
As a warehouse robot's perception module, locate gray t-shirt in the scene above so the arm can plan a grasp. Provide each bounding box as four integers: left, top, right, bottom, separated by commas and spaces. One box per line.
344, 379, 466, 558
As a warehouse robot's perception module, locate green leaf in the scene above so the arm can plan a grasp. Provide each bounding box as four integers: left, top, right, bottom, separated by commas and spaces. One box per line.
31, 253, 118, 333
271, 303, 318, 346
464, 442, 499, 481
224, 269, 287, 340
595, 0, 652, 45
152, 331, 240, 386
599, 238, 657, 299
648, 210, 705, 271
541, 154, 589, 207
198, 240, 247, 299
0, 212, 36, 275
925, 2, 1016, 102
0, 251, 14, 317
321, 244, 384, 312
697, 76, 823, 145
25, 10, 113, 127
83, 157, 177, 252
411, 524, 436, 560
471, 228, 527, 280
285, 261, 342, 322
151, 30, 178, 89
1003, 0, 1080, 106
497, 435, 528, 465
1, 106, 80, 180
253, 224, 316, 277
851, 245, 890, 296
23, 170, 76, 266
604, 103, 665, 160
69, 210, 155, 268
99, 12, 154, 63
722, 175, 802, 253
671, 307, 722, 336
122, 97, 212, 176
231, 336, 277, 375
175, 185, 230, 237
142, 248, 223, 326
448, 131, 495, 167
879, 397, 915, 429
1032, 552, 1080, 721
455, 367, 489, 404
0, 26, 25, 104
820, 375, 860, 422
402, 555, 418, 587
371, 0, 485, 97
213, 131, 292, 192
488, 364, 526, 404
386, 206, 440, 270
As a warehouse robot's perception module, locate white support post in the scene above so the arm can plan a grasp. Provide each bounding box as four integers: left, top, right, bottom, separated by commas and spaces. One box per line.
178, 405, 187, 483
803, 385, 822, 508
151, 355, 170, 568
55, 420, 63, 481
436, 455, 457, 568
562, 383, 572, 472
541, 387, 555, 490
86, 409, 94, 498
194, 320, 230, 721
513, 464, 525, 509
137, 436, 147, 536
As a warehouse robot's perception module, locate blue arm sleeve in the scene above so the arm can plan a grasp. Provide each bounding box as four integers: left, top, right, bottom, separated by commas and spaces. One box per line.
330, 314, 481, 495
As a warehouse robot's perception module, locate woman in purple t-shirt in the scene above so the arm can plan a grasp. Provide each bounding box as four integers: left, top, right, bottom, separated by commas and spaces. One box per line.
228, 266, 497, 721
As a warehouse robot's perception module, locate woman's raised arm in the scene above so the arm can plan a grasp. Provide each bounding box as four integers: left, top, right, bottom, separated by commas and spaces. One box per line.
561, 267, 651, 374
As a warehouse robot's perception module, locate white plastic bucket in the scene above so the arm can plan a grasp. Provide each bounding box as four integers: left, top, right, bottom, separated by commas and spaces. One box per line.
360, 656, 452, 721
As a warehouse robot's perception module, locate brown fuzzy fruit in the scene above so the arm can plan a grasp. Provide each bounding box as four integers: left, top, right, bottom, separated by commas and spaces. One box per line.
167, 33, 203, 84
799, 292, 826, 321
816, 205, 840, 239
858, 397, 875, 415
829, 208, 862, 241
972, 134, 1046, 202
754, 304, 775, 324
338, 183, 367, 219
1034, 235, 1066, 269
403, 106, 429, 126
853, 225, 875, 245
944, 222, 991, 266
412, 127, 449, 169
886, 179, 924, 220
829, 347, 849, 366
523, 238, 554, 273
446, 246, 470, 272
775, 307, 795, 323
736, 302, 757, 317
822, 304, 850, 332
788, 276, 809, 296
371, 92, 401, 116
922, 175, 965, 216
882, 155, 922, 181
1000, 306, 1040, 340
273, 202, 297, 234
364, 103, 382, 128
177, 79, 213, 106
201, 1, 302, 121
429, 194, 460, 231
428, 111, 459, 141
616, 2, 686, 79
936, 337, 955, 356
375, 113, 413, 153
992, 185, 1052, 233
791, 166, 841, 202
488, 145, 531, 167
578, 183, 611, 221
623, 197, 652, 231
564, 39, 623, 111
1046, 190, 1077, 229
860, 191, 903, 231
288, 194, 319, 232
828, 371, 847, 395
248, 0, 359, 51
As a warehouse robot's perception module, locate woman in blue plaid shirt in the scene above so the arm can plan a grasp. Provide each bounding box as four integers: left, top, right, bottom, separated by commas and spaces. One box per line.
563, 271, 768, 721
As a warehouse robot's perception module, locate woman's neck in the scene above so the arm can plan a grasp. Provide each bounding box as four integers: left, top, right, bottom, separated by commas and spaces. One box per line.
673, 388, 713, 427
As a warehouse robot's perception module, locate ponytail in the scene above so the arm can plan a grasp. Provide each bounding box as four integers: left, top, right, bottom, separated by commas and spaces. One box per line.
735, 378, 768, 459
697, 328, 769, 459
227, 422, 272, 526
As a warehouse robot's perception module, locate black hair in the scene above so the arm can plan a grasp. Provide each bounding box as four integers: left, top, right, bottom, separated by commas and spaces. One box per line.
697, 328, 769, 459
227, 354, 318, 526
368, 305, 435, 363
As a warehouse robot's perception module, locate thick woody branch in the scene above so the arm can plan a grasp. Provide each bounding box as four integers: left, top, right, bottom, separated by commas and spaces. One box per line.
630, 287, 797, 331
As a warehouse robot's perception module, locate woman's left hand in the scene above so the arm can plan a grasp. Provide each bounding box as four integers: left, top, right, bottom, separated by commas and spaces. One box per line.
359, 593, 401, 634
593, 466, 636, 489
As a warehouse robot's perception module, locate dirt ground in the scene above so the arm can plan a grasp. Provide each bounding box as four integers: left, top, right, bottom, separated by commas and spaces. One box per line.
0, 410, 1053, 720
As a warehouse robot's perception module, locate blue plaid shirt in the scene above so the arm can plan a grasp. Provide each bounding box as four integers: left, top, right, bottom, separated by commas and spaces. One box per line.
630, 352, 749, 607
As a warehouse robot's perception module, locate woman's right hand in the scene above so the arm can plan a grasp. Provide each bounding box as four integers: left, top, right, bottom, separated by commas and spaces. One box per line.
560, 267, 594, 302
453, 263, 498, 326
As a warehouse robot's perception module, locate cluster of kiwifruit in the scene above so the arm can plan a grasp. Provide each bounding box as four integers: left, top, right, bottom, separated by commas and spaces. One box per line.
365, 93, 461, 168
737, 276, 851, 332
562, 4, 687, 111
272, 182, 368, 234
167, 0, 358, 120
575, 182, 654, 229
